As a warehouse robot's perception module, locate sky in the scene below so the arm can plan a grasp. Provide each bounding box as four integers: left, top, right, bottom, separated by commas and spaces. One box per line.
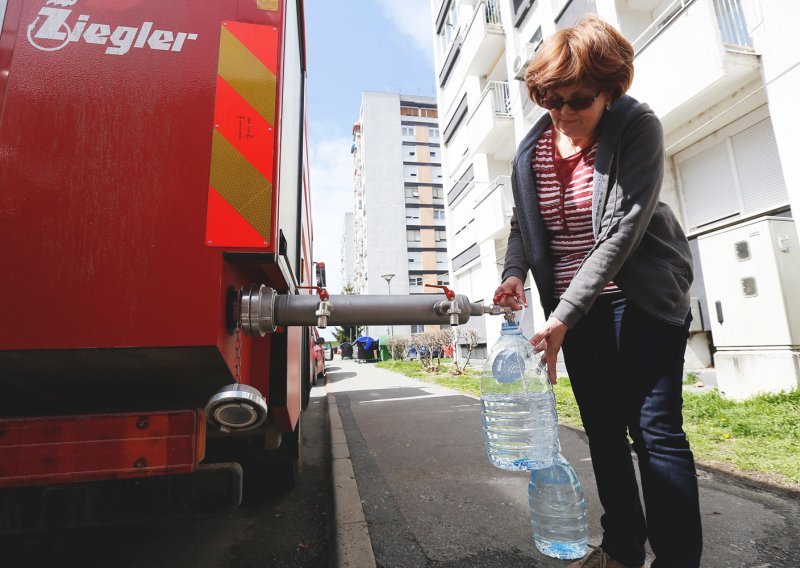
305, 0, 437, 301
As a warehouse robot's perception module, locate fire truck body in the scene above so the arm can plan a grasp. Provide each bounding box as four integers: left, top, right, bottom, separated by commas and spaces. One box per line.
0, 0, 316, 529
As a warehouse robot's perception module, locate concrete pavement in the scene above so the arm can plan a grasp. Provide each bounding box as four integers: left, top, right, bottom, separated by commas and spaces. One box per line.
326, 357, 800, 567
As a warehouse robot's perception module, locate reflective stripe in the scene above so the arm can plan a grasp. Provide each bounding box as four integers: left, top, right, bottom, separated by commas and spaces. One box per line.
206, 21, 278, 248
210, 130, 273, 239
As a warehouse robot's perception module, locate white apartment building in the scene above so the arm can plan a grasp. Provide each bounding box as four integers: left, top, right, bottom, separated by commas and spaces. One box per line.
350, 92, 449, 338
429, 0, 800, 397
340, 212, 355, 288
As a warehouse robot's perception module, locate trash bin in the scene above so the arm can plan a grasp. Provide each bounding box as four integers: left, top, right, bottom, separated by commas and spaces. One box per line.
340, 342, 353, 359
354, 336, 378, 362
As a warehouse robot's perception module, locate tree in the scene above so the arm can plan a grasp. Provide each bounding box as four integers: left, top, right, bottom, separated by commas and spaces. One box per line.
452, 328, 480, 375
386, 335, 409, 360
333, 282, 362, 344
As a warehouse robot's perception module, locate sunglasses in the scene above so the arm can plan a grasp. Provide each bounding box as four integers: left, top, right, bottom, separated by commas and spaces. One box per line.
540, 91, 601, 111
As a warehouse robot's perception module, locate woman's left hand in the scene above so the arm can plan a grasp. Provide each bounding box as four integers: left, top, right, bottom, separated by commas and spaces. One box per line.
530, 316, 568, 384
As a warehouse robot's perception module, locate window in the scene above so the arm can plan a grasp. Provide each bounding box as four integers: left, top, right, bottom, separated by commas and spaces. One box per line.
676, 109, 788, 230
435, 230, 447, 242
429, 128, 440, 139
411, 324, 424, 334
405, 208, 420, 220
434, 209, 446, 220
422, 108, 438, 118
513, 0, 536, 27
437, 276, 450, 286
433, 188, 443, 199
407, 229, 421, 242
402, 126, 415, 137
436, 252, 448, 265
430, 150, 437, 158
555, 0, 598, 30
405, 186, 420, 198
409, 276, 423, 286
441, 1, 459, 48
404, 165, 419, 179
400, 106, 419, 117
434, 167, 443, 180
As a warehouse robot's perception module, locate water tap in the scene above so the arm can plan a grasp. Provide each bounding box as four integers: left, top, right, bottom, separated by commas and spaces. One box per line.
426, 284, 461, 326
488, 291, 516, 324
297, 286, 331, 328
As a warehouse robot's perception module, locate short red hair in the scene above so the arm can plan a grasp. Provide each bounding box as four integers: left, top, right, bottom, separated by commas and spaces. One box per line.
525, 16, 634, 105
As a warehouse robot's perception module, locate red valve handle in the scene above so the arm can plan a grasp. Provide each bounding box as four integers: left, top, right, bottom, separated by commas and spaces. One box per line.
297, 285, 330, 301
493, 291, 511, 304
425, 284, 455, 300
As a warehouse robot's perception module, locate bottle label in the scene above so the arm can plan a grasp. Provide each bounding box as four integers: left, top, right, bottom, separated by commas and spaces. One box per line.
492, 351, 525, 383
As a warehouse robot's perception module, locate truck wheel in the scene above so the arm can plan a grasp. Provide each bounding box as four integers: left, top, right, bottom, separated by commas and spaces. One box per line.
240, 419, 301, 506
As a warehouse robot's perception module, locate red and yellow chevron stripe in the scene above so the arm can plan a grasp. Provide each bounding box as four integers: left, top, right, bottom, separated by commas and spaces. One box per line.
206, 21, 278, 248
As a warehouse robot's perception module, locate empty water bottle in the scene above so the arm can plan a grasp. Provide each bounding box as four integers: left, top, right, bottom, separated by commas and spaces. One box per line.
528, 454, 589, 560
480, 320, 559, 471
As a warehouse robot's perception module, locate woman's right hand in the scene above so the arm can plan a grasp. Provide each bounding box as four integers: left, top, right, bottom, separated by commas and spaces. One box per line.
493, 276, 528, 310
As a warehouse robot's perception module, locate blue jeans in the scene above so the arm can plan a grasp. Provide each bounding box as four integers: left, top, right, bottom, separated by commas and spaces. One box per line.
561, 294, 702, 568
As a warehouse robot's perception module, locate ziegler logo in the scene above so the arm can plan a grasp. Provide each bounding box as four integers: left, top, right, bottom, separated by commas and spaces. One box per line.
27, 0, 199, 56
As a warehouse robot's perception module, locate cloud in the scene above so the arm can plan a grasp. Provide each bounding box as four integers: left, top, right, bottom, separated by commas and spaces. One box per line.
309, 133, 354, 298
376, 0, 434, 57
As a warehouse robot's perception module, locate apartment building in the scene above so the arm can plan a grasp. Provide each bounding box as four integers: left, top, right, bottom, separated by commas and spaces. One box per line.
340, 212, 355, 288
350, 92, 448, 338
430, 0, 799, 396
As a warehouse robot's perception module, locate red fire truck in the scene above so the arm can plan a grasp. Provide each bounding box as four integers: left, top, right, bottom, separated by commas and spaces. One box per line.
0, 0, 499, 533
0, 0, 323, 531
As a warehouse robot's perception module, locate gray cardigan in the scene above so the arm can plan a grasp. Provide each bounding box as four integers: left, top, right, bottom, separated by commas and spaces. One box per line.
501, 95, 694, 327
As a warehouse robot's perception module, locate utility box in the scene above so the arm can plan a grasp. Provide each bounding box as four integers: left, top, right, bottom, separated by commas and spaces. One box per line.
697, 216, 800, 399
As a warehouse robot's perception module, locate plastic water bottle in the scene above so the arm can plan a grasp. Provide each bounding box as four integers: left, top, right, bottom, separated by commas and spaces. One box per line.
480, 320, 559, 471
528, 454, 589, 560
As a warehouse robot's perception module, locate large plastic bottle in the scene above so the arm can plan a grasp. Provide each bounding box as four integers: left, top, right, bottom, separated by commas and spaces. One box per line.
480, 320, 559, 471
528, 454, 589, 560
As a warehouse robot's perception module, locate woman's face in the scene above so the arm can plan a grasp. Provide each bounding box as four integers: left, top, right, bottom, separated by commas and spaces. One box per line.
543, 84, 612, 141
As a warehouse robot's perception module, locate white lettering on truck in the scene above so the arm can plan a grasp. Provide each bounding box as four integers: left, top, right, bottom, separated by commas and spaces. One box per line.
27, 0, 198, 56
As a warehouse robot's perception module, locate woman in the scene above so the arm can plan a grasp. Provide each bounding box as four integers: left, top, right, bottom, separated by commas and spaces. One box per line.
494, 16, 702, 568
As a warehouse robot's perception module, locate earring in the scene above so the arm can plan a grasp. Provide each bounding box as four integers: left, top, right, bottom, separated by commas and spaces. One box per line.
605, 102, 612, 110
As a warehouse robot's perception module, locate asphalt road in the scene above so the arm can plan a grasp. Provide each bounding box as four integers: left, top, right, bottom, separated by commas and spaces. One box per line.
1, 381, 332, 568
3, 359, 799, 568
328, 358, 800, 568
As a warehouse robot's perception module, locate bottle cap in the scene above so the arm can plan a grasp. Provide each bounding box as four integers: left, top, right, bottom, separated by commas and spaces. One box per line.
501, 320, 520, 332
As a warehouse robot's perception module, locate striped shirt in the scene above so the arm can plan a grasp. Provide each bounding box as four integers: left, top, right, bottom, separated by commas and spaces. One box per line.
532, 127, 618, 297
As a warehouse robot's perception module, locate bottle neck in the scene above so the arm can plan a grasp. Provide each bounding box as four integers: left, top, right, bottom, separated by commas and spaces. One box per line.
500, 328, 521, 336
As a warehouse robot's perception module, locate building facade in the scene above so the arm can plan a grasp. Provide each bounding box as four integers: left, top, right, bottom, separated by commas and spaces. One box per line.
340, 212, 355, 288
350, 92, 449, 338
429, 0, 800, 396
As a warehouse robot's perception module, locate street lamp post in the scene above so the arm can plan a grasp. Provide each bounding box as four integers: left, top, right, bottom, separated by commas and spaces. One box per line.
381, 273, 395, 336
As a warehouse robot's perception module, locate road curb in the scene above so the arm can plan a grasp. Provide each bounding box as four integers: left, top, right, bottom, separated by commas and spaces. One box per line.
327, 392, 376, 568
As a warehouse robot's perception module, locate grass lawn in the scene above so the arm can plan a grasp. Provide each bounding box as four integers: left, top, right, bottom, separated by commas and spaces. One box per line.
376, 359, 800, 489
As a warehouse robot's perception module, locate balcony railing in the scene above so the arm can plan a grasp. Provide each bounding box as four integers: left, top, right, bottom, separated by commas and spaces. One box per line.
632, 0, 751, 55
484, 0, 502, 26
461, 0, 505, 77
628, 0, 759, 129
466, 81, 515, 159
712, 0, 752, 47
485, 81, 512, 116
473, 175, 513, 242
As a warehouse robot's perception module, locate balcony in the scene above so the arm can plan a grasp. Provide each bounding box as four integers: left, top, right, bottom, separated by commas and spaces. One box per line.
467, 81, 515, 160
461, 1, 505, 77
628, 0, 760, 131
473, 175, 513, 242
